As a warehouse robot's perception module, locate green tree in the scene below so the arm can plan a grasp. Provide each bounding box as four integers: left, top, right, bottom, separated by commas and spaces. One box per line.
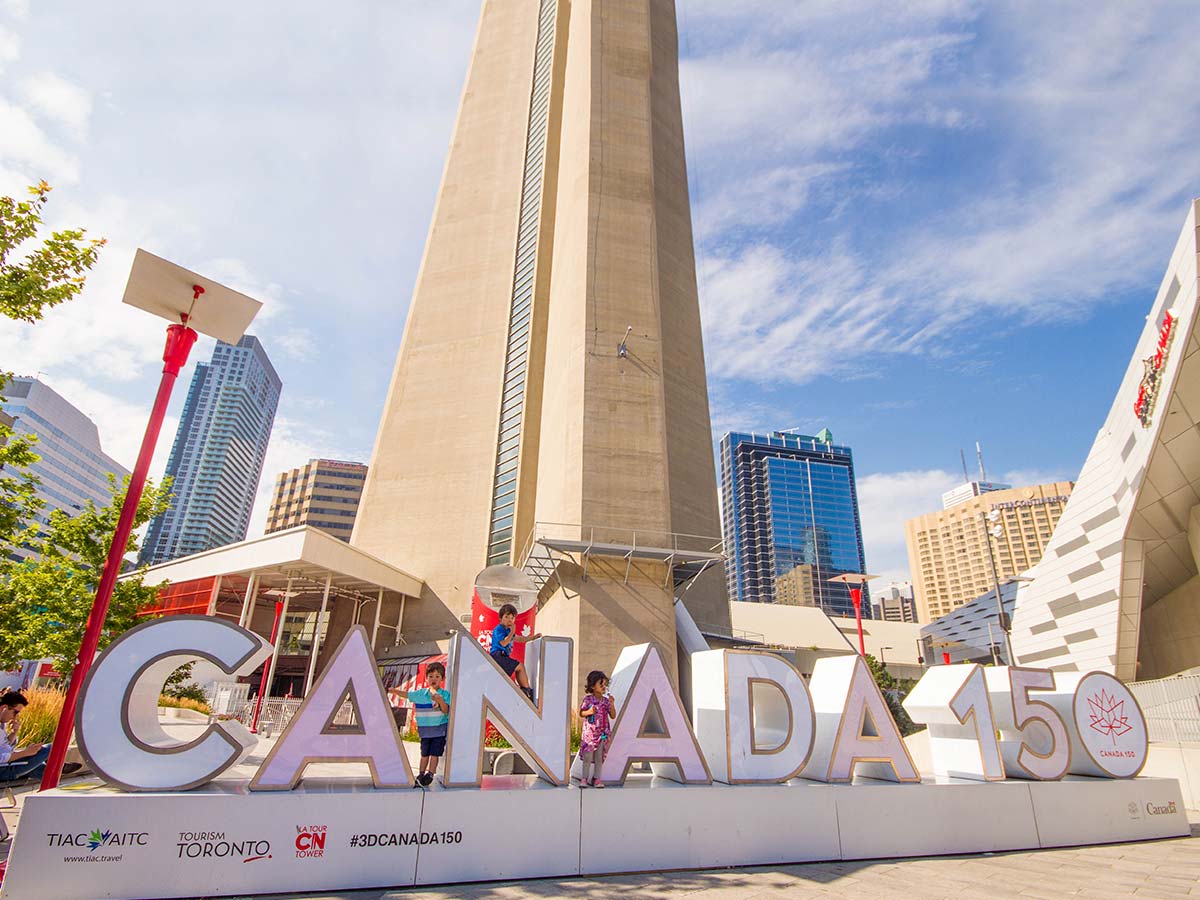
0, 475, 171, 678
864, 652, 920, 736
0, 181, 106, 323
0, 420, 42, 553
0, 181, 107, 551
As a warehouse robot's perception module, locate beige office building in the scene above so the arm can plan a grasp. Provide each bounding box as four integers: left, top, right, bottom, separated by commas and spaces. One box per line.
266, 459, 367, 542
352, 0, 728, 687
906, 482, 1074, 623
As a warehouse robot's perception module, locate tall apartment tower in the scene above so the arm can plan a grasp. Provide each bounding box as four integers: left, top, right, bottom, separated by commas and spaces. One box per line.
353, 0, 728, 682
719, 430, 869, 617
1, 377, 130, 560
265, 459, 367, 541
904, 481, 1074, 623
141, 336, 281, 565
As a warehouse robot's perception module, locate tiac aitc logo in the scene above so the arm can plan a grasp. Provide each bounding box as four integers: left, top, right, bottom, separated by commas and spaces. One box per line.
46, 828, 148, 852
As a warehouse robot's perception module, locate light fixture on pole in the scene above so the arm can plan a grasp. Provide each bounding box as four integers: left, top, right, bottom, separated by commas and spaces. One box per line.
40, 250, 261, 792
827, 573, 878, 655
980, 508, 1014, 664
879, 645, 893, 668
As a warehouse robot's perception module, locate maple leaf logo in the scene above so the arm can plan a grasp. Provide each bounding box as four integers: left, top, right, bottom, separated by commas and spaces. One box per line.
87, 828, 111, 851
520, 624, 531, 637
1087, 690, 1133, 744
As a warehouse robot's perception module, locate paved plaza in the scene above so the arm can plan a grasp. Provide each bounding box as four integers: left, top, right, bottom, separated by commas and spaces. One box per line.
224, 821, 1200, 900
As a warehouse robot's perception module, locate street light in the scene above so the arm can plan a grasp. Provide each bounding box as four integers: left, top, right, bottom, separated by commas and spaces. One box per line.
980, 509, 1015, 665
39, 250, 261, 791
828, 573, 878, 655
879, 645, 894, 669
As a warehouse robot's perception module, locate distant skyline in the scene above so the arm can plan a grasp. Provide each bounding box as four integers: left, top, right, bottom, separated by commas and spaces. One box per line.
1, 1, 1195, 585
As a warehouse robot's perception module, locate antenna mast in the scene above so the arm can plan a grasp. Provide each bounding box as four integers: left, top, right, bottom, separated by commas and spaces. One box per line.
959, 449, 970, 483
976, 441, 988, 482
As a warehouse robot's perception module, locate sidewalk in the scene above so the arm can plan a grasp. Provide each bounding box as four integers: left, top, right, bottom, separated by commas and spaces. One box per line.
246, 819, 1200, 900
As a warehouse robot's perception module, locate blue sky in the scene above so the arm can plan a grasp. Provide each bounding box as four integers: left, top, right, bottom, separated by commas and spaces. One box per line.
1, 1, 1197, 587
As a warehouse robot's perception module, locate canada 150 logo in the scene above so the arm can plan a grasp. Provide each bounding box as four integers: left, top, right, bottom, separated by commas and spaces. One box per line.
1086, 689, 1136, 758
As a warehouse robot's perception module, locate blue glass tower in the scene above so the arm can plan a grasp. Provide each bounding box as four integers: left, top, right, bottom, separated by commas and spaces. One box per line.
719, 430, 870, 617
141, 335, 282, 565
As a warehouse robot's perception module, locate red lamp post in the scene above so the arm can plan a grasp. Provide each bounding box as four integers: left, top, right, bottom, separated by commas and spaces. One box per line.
39, 250, 261, 792
250, 598, 286, 733
828, 573, 878, 657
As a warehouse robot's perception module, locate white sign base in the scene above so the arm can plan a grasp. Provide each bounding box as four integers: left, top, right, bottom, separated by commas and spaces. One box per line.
2, 775, 1188, 900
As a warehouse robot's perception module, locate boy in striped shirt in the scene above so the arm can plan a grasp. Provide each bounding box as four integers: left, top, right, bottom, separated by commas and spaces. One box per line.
389, 662, 451, 787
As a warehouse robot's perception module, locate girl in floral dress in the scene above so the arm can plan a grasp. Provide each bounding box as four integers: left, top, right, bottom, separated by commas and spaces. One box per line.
578, 670, 618, 788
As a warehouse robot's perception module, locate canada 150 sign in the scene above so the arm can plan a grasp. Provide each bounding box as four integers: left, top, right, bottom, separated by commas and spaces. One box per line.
73, 616, 1149, 794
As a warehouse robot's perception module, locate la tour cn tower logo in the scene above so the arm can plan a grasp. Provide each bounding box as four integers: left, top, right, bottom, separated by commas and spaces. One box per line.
1134, 309, 1176, 428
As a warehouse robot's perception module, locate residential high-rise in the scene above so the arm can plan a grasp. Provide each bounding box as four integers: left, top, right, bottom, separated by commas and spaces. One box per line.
905, 481, 1074, 623
1, 377, 130, 560
141, 336, 281, 565
719, 430, 869, 618
266, 459, 367, 541
352, 0, 728, 685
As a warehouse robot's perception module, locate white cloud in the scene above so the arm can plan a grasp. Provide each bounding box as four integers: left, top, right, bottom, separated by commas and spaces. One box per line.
0, 0, 30, 19
694, 163, 849, 239
857, 468, 961, 585
274, 328, 317, 360
18, 71, 91, 137
0, 24, 18, 72
0, 99, 78, 182
683, 1, 1200, 385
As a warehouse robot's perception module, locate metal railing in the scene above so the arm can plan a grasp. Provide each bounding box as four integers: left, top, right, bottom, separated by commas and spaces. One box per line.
225, 697, 358, 737
1129, 674, 1200, 743
518, 521, 724, 567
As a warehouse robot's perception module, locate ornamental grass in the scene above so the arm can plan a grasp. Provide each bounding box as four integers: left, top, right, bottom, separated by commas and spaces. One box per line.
157, 694, 212, 715
14, 686, 64, 747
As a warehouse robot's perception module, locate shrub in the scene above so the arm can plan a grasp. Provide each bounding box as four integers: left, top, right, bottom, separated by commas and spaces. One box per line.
15, 687, 64, 747
157, 694, 211, 715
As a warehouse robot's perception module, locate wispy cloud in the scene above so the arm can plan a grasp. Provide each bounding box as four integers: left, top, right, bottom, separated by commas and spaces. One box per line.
684, 0, 1200, 385
857, 468, 962, 586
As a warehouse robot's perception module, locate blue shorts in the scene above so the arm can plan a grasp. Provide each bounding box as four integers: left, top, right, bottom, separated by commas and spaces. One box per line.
420, 735, 446, 758
491, 650, 520, 677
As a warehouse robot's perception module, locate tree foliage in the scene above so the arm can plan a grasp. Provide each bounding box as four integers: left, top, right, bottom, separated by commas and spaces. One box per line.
0, 181, 106, 324
0, 398, 42, 549
0, 476, 171, 678
863, 652, 920, 736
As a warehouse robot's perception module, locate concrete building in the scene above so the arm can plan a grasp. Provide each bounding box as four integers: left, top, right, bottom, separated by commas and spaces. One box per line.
941, 480, 1011, 510
905, 481, 1074, 623
1, 377, 130, 560
873, 582, 918, 623
351, 0, 728, 690
1013, 200, 1200, 681
719, 430, 869, 618
266, 459, 367, 542
728, 601, 923, 682
922, 581, 1018, 666
142, 335, 281, 566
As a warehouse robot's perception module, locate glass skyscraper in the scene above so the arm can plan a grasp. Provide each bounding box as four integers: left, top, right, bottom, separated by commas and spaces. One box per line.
141, 335, 281, 566
719, 430, 870, 618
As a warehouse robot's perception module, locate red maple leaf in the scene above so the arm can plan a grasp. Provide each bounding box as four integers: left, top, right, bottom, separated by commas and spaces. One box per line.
1087, 690, 1133, 744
